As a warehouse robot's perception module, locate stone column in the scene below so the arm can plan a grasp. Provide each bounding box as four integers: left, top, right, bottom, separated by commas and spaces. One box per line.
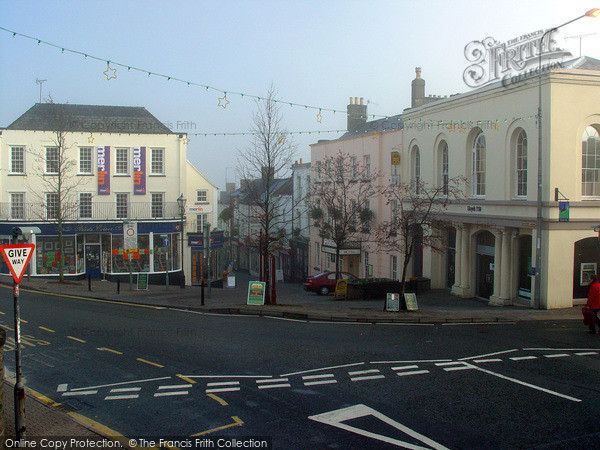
489, 228, 507, 306
500, 229, 512, 304
453, 224, 471, 297
452, 225, 462, 291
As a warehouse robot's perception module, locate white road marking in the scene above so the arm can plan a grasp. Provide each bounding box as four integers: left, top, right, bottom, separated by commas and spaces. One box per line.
575, 351, 599, 356
459, 349, 518, 361
256, 378, 288, 384
180, 375, 272, 379
154, 391, 189, 397
158, 384, 193, 389
304, 380, 338, 386
110, 387, 141, 393
257, 383, 291, 390
510, 356, 537, 361
396, 370, 430, 377
282, 362, 365, 377
309, 321, 372, 325
524, 347, 600, 351
348, 369, 380, 376
371, 359, 452, 365
350, 375, 386, 382
392, 365, 419, 371
442, 322, 516, 326
436, 362, 473, 372
62, 390, 98, 396
207, 381, 240, 387
265, 316, 307, 323
57, 384, 68, 392
444, 366, 473, 372
205, 387, 241, 393
473, 358, 502, 364
375, 323, 435, 327
544, 353, 570, 358
105, 394, 139, 400
70, 376, 171, 392
302, 374, 335, 380
309, 404, 449, 449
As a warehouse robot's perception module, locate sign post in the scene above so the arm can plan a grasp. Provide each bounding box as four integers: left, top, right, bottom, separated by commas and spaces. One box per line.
0, 241, 35, 440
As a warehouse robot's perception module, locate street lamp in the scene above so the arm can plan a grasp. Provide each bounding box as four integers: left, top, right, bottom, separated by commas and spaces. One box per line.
534, 8, 599, 309
177, 193, 186, 288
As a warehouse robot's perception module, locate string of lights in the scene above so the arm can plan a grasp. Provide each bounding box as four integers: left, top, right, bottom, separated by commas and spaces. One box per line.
0, 26, 393, 121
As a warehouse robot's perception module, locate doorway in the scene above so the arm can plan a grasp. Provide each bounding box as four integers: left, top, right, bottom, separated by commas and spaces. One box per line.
475, 231, 495, 299
85, 244, 101, 279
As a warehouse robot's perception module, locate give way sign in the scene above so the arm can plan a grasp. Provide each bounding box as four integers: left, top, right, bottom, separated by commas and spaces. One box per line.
0, 244, 35, 284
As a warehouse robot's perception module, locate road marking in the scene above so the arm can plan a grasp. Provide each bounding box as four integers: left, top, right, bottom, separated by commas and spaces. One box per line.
206, 387, 241, 393
97, 347, 123, 355
67, 412, 133, 449
0, 311, 4, 315
544, 353, 570, 358
436, 362, 473, 372
176, 374, 196, 384
392, 365, 419, 371
302, 374, 335, 380
348, 369, 380, 376
207, 394, 228, 406
105, 394, 139, 401
469, 364, 582, 402
371, 359, 452, 365
309, 321, 373, 325
191, 416, 243, 437
256, 378, 288, 384
309, 404, 449, 449
459, 349, 518, 361
396, 370, 430, 377
181, 375, 272, 379
282, 362, 365, 377
57, 384, 68, 392
350, 375, 386, 382
62, 390, 98, 396
257, 383, 291, 390
110, 387, 141, 393
158, 384, 193, 390
510, 356, 537, 361
137, 358, 164, 368
376, 323, 435, 326
524, 347, 600, 351
473, 358, 502, 364
207, 381, 240, 387
442, 322, 516, 326
265, 316, 307, 323
575, 351, 598, 356
304, 380, 338, 386
67, 336, 86, 343
69, 376, 171, 392
39, 326, 55, 333
154, 391, 188, 397
19, 319, 28, 323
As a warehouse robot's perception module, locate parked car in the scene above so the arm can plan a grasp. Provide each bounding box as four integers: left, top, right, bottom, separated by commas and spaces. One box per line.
304, 271, 358, 295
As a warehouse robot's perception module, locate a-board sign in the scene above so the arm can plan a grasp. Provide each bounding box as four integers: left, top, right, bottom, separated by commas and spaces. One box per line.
385, 293, 400, 312
137, 273, 149, 290
0, 244, 35, 284
335, 279, 348, 300
247, 281, 266, 305
404, 293, 419, 311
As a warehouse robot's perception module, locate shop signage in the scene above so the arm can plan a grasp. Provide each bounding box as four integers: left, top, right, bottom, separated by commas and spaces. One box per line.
188, 204, 213, 214
247, 281, 266, 305
133, 146, 146, 195
335, 279, 348, 300
581, 263, 597, 286
385, 293, 400, 312
188, 231, 225, 249
97, 146, 110, 195
136, 273, 149, 290
404, 293, 419, 311
466, 205, 482, 212
391, 151, 400, 165
558, 201, 569, 222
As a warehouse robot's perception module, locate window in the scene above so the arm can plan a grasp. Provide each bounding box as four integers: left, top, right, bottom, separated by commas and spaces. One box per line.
79, 147, 93, 174
412, 145, 421, 194
11, 193, 24, 219
196, 190, 208, 203
116, 148, 129, 175
79, 193, 92, 218
116, 193, 129, 218
391, 255, 398, 280
151, 193, 164, 218
151, 148, 164, 175
582, 125, 600, 197
439, 141, 449, 196
472, 133, 486, 196
196, 213, 207, 232
515, 130, 527, 197
46, 147, 59, 174
364, 155, 371, 180
10, 147, 25, 174
315, 242, 320, 267
46, 192, 59, 219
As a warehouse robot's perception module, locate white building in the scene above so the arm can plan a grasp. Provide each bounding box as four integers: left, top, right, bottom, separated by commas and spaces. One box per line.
0, 103, 217, 285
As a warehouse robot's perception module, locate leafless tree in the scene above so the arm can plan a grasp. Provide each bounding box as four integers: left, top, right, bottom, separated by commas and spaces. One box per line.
310, 150, 379, 279
374, 177, 465, 300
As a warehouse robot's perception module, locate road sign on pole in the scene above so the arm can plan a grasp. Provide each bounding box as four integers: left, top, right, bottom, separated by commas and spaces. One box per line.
0, 244, 35, 284
123, 222, 138, 250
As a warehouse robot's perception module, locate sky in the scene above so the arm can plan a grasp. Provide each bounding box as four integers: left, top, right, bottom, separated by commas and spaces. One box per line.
1, 0, 600, 190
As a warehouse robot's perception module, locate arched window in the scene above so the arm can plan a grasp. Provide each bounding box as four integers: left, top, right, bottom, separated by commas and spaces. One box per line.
439, 140, 449, 196
412, 145, 420, 194
582, 125, 600, 197
515, 129, 527, 197
472, 133, 486, 196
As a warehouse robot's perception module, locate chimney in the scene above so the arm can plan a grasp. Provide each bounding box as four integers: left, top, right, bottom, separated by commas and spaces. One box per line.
347, 96, 368, 132
411, 67, 425, 108
300, 158, 303, 164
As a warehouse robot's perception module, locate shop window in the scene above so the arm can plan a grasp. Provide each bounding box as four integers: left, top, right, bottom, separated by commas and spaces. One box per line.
36, 235, 76, 275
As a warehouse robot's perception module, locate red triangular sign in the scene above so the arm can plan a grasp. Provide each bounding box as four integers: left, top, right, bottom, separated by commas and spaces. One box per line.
0, 244, 35, 284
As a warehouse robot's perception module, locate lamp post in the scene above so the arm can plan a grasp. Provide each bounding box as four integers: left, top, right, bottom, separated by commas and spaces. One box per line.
534, 8, 599, 309
177, 194, 186, 288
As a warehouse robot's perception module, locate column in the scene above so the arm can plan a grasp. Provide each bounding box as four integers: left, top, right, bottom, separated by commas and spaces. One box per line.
452, 224, 470, 297
489, 228, 504, 306
500, 229, 512, 303
454, 225, 462, 289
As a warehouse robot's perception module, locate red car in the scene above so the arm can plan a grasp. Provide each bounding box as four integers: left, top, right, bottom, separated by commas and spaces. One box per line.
304, 271, 358, 295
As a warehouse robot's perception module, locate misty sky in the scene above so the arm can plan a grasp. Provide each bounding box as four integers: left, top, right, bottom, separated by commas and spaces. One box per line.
2, 0, 600, 190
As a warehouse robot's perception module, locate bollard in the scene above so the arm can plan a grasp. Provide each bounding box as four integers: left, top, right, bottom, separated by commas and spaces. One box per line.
88, 272, 91, 291
117, 279, 120, 294
201, 281, 205, 306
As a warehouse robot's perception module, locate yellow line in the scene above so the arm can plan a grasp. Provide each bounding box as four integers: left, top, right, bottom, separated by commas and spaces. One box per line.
98, 347, 123, 355
39, 326, 55, 333
191, 416, 243, 436
67, 412, 142, 448
27, 386, 62, 408
0, 311, 5, 314
137, 358, 164, 368
67, 336, 86, 343
19, 319, 28, 323
207, 393, 228, 406
176, 374, 196, 384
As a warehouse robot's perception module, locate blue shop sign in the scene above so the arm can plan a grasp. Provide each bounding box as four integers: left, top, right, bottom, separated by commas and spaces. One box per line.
0, 221, 180, 235
188, 231, 224, 250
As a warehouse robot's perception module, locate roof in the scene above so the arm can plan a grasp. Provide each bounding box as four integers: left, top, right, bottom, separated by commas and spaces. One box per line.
561, 56, 600, 71
340, 115, 403, 139
230, 177, 292, 205
6, 103, 174, 134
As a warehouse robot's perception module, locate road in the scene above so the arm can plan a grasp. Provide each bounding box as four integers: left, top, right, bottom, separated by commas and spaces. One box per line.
1, 284, 600, 448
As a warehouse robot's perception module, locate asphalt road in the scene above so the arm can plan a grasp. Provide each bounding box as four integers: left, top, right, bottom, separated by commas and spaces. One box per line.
1, 284, 600, 449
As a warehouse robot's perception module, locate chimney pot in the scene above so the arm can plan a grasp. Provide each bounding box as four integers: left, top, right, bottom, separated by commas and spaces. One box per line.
360, 97, 364, 105
354, 97, 358, 105
300, 158, 303, 164
349, 97, 353, 105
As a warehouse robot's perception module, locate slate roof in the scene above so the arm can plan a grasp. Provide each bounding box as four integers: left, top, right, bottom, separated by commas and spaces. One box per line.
340, 114, 403, 139
561, 56, 600, 71
6, 103, 173, 134
230, 177, 292, 205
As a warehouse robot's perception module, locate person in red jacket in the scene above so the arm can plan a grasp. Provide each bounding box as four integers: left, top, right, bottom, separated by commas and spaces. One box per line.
586, 274, 600, 334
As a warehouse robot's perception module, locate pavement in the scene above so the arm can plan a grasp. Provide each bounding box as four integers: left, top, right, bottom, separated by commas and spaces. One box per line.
0, 270, 584, 441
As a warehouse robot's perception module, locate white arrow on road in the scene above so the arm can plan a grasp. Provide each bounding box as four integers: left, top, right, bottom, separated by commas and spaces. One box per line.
309, 404, 449, 449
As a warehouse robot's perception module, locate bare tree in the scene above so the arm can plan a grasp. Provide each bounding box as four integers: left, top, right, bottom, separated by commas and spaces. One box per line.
374, 177, 465, 300
310, 151, 378, 279
28, 99, 86, 282
235, 86, 298, 303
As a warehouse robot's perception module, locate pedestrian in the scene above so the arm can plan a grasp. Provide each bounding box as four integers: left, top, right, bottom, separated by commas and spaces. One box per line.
586, 273, 600, 334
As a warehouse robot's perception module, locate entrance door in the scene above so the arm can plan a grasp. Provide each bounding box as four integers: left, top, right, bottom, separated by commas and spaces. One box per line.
476, 254, 494, 299
85, 244, 101, 279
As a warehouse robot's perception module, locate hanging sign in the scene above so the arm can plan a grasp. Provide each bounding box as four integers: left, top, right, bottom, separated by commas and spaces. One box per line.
0, 244, 35, 284
97, 146, 110, 195
558, 201, 569, 222
133, 146, 146, 195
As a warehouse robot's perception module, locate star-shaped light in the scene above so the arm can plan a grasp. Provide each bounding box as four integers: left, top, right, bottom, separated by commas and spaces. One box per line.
277, 134, 286, 144
218, 93, 230, 109
316, 110, 322, 123
103, 63, 117, 81
446, 122, 457, 133
182, 136, 190, 145
88, 133, 95, 143
371, 132, 379, 140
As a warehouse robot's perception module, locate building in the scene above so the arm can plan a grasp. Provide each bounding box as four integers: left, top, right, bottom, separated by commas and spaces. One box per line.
288, 159, 311, 283
0, 103, 217, 285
